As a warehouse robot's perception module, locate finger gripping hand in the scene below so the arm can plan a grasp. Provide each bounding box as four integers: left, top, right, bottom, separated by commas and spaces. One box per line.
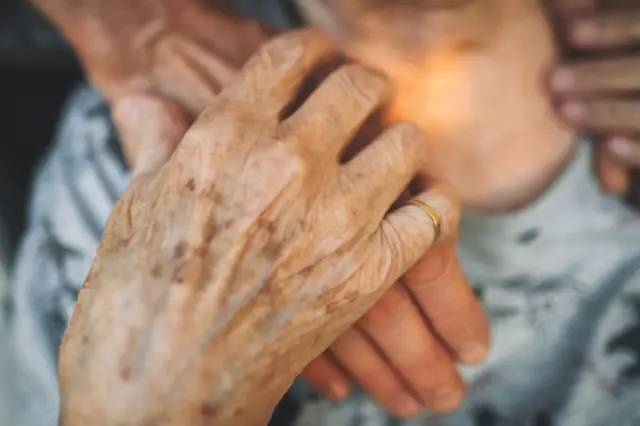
59, 29, 453, 426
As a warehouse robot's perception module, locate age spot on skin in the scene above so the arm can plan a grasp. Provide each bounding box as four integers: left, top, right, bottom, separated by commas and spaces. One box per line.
200, 403, 220, 417
151, 263, 162, 278
185, 178, 195, 191
233, 407, 245, 418
172, 268, 184, 285
324, 299, 340, 315
263, 240, 283, 262
195, 244, 208, 257
259, 218, 283, 261
203, 221, 217, 243
455, 39, 483, 53
120, 365, 131, 381
173, 242, 187, 259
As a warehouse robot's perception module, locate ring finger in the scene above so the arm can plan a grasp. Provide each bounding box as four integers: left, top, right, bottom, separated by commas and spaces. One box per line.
279, 64, 391, 159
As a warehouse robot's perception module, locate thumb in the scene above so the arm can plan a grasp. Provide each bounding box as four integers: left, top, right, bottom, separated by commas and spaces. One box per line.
112, 95, 190, 178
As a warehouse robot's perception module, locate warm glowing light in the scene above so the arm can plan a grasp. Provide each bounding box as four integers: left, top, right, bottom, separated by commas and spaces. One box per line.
384, 49, 473, 137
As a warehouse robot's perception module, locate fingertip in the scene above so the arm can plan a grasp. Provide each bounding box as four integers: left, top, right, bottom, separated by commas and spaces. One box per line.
458, 343, 489, 365
112, 95, 144, 130
113, 94, 189, 169
389, 394, 423, 418
568, 19, 599, 46
328, 380, 351, 400
300, 355, 352, 400
549, 67, 574, 92
431, 385, 465, 414
607, 136, 636, 159
558, 101, 586, 124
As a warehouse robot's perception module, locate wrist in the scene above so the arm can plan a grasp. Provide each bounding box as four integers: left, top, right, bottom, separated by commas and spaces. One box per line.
58, 273, 296, 426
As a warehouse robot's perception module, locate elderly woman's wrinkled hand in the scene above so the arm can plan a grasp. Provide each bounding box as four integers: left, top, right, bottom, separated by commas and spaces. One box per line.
58, 30, 458, 426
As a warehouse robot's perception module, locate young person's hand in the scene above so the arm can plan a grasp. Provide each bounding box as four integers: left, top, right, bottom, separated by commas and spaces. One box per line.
549, 0, 640, 196
32, 0, 274, 117
300, 219, 488, 416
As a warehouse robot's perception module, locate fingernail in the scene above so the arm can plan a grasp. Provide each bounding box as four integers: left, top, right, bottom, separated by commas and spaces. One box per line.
550, 68, 574, 91
570, 20, 598, 45
392, 394, 422, 418
609, 137, 636, 157
560, 102, 586, 122
433, 386, 464, 412
329, 381, 350, 400
460, 344, 488, 364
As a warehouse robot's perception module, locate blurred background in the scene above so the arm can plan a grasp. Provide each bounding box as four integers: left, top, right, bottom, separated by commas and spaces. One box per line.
0, 1, 83, 422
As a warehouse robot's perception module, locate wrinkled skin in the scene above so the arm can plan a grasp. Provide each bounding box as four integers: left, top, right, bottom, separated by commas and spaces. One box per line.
37, 0, 489, 417
32, 0, 272, 117
58, 31, 460, 426
549, 0, 640, 199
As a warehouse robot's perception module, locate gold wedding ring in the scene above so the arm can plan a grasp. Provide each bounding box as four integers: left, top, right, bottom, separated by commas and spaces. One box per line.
406, 199, 442, 242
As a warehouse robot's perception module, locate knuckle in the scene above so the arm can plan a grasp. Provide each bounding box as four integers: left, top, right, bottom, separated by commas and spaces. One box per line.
289, 153, 310, 177
381, 122, 429, 168
254, 29, 331, 72
389, 121, 428, 148
336, 64, 389, 106
277, 146, 312, 179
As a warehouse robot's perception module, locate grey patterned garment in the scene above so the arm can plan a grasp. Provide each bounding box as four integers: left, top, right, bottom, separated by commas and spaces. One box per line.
10, 86, 130, 426
9, 84, 640, 426
0, 218, 15, 425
